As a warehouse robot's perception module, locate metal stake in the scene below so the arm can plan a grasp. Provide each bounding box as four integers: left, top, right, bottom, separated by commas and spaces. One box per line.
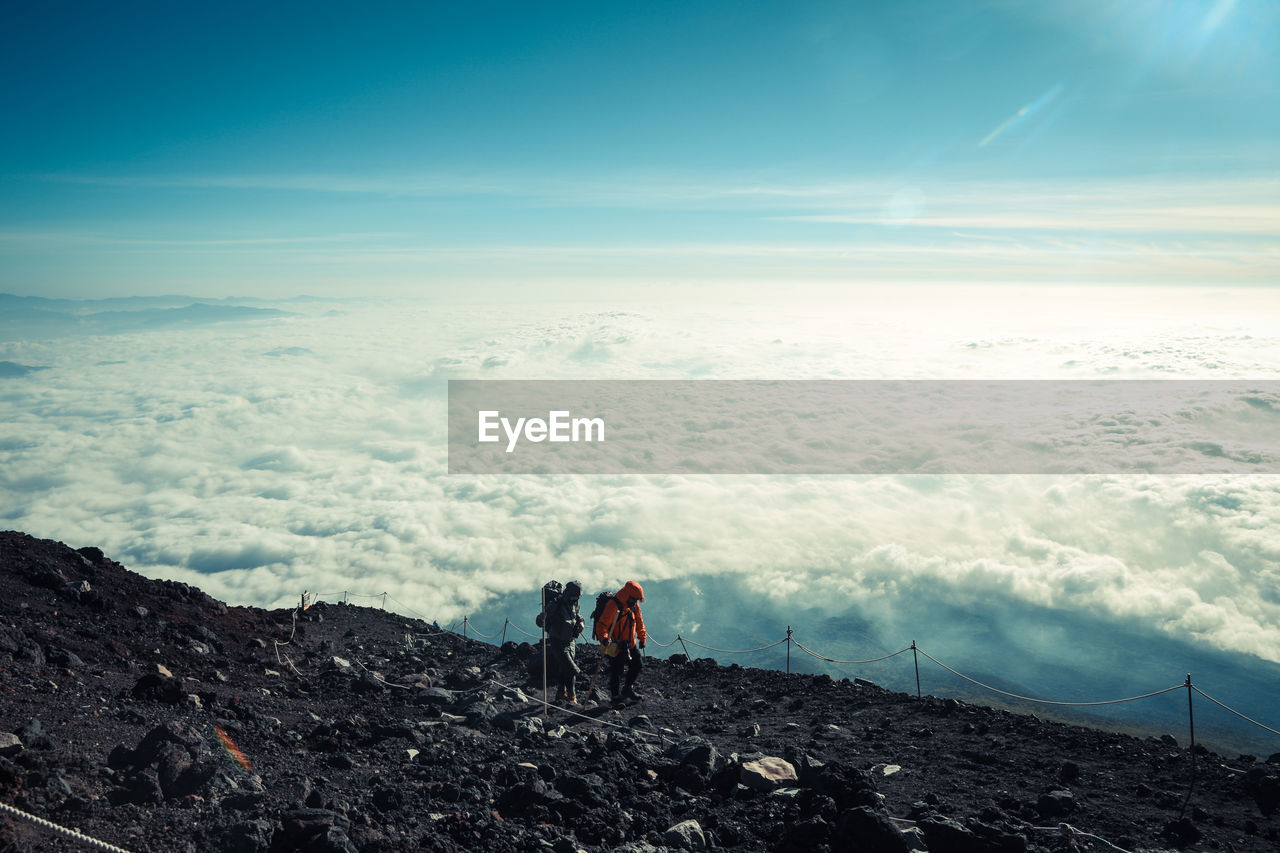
912, 640, 921, 698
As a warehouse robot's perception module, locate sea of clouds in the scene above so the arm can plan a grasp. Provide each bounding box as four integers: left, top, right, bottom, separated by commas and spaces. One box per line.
2, 284, 1279, 745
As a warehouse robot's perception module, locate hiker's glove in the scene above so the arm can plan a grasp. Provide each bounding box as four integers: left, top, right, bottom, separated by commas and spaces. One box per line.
604, 642, 620, 658
639, 640, 645, 650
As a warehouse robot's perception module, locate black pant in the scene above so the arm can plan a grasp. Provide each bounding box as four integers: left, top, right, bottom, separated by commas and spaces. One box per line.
548, 640, 578, 692
608, 645, 642, 696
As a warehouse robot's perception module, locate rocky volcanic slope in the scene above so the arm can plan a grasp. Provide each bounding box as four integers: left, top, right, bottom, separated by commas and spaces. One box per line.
1, 532, 1279, 853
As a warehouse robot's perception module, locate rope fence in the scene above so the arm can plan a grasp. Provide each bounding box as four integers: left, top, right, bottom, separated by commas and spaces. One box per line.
914, 648, 1188, 708
793, 639, 913, 666
288, 588, 1280, 747
679, 636, 787, 655
0, 800, 132, 852
1191, 685, 1280, 738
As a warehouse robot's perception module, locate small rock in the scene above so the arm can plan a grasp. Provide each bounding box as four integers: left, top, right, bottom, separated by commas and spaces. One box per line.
740, 757, 798, 791
838, 807, 910, 853
281, 808, 349, 843
132, 671, 182, 704
416, 686, 455, 706
60, 579, 91, 599
664, 819, 706, 850
1162, 817, 1201, 846
46, 646, 85, 667
18, 720, 53, 750
107, 743, 134, 769
1037, 789, 1075, 818
1244, 767, 1280, 815
0, 733, 22, 756
495, 685, 528, 703
219, 818, 273, 853
670, 737, 720, 774
115, 768, 163, 805
919, 816, 983, 853
372, 786, 404, 812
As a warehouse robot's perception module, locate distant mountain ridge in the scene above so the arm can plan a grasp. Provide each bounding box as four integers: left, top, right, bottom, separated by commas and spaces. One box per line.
0, 293, 300, 339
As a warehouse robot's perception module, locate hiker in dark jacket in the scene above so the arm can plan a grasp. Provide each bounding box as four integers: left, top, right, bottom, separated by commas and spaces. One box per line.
545, 580, 585, 702
594, 580, 646, 702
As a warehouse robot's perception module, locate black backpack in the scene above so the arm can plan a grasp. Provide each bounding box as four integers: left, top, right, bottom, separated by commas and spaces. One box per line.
589, 591, 622, 639
535, 580, 563, 629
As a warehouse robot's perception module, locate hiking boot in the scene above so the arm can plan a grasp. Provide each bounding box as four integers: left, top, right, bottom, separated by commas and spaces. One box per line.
566, 691, 578, 704
621, 686, 642, 701
555, 688, 568, 701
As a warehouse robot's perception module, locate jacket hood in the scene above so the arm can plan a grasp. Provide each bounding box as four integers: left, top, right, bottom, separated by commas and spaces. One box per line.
618, 580, 644, 604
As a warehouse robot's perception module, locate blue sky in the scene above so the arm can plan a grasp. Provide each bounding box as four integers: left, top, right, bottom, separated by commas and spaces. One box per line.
2, 0, 1277, 297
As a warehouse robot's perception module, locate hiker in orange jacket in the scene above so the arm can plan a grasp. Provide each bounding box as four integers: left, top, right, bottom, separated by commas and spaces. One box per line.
594, 580, 646, 702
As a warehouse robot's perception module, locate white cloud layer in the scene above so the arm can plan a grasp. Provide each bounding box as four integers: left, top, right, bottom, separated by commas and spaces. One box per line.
2, 285, 1280, 674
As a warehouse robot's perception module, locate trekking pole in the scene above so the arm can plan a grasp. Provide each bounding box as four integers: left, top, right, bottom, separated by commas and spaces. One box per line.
541, 587, 548, 716
912, 640, 921, 699
584, 646, 606, 702
786, 626, 792, 674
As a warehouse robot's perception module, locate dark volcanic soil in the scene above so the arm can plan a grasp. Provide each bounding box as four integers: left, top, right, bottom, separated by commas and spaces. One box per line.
1, 531, 1278, 853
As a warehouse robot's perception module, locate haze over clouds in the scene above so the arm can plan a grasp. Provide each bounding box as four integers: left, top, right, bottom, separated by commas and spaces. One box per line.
3, 289, 1279, 674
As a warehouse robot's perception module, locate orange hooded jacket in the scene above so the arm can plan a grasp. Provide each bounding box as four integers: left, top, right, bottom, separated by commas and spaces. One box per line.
593, 580, 646, 648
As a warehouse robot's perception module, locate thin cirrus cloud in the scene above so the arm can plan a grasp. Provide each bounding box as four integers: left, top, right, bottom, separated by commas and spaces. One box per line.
34, 169, 1280, 210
